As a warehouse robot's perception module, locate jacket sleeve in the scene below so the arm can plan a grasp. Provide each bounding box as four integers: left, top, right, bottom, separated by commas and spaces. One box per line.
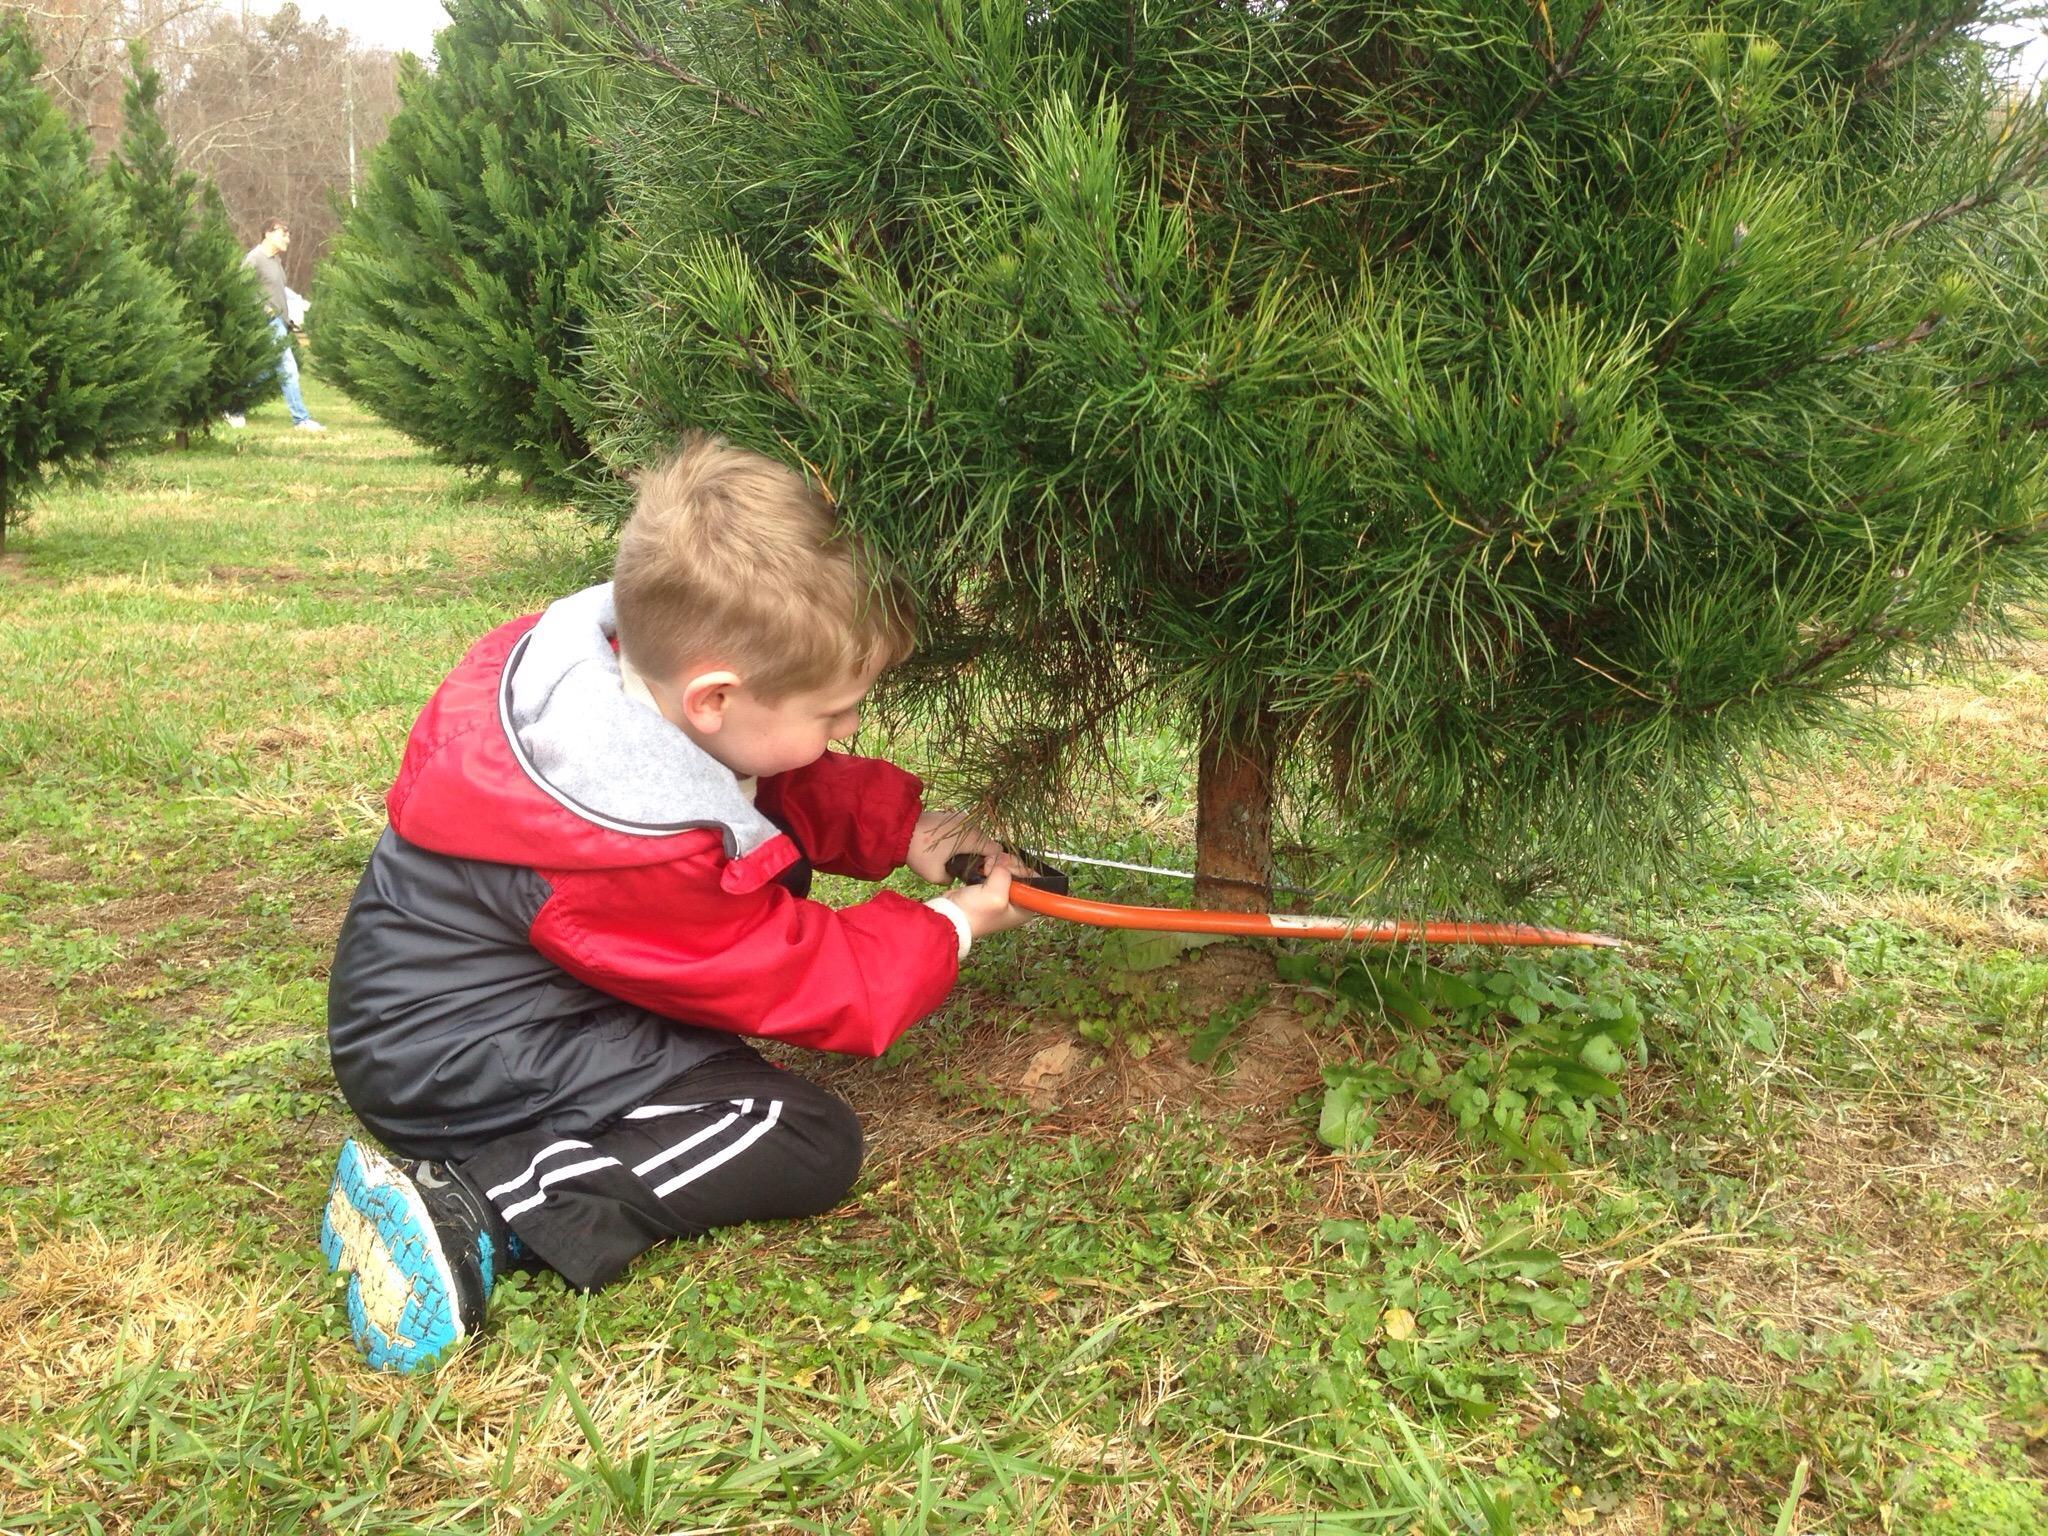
753, 750, 923, 882
528, 848, 959, 1057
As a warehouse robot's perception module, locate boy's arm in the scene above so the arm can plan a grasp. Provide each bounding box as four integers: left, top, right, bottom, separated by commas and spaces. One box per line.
528, 854, 959, 1057
752, 750, 923, 881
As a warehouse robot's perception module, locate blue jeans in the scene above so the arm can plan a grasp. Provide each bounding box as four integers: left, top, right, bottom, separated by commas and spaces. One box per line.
271, 318, 310, 424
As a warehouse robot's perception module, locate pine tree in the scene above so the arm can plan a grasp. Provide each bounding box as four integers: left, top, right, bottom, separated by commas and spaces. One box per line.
575, 1, 2048, 907
0, 22, 204, 553
315, 0, 612, 496
103, 42, 283, 443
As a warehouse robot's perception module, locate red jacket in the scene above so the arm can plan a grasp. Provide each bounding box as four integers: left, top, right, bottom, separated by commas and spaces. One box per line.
327, 589, 961, 1159
386, 608, 961, 1056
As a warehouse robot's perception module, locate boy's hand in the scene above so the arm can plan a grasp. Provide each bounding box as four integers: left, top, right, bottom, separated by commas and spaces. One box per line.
906, 809, 1030, 886
942, 867, 1034, 938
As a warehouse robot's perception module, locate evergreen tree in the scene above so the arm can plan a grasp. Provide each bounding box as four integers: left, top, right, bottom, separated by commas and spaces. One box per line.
0, 22, 203, 553
315, 0, 612, 496
103, 42, 283, 443
576, 1, 2048, 907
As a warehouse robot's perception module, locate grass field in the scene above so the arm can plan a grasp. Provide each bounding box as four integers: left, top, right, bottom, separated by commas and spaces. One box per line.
2, 383, 2044, 1534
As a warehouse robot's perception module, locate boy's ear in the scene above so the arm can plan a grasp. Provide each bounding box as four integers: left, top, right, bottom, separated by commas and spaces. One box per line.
676, 669, 743, 734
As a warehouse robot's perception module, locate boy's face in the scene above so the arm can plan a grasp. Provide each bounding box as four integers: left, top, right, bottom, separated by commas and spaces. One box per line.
682, 661, 881, 780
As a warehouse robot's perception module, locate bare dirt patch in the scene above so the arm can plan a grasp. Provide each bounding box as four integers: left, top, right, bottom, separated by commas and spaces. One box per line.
1033, 1002, 1336, 1129
799, 992, 1351, 1178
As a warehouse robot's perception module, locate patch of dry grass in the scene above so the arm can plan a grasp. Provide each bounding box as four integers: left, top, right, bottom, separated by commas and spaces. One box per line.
1, 1226, 301, 1408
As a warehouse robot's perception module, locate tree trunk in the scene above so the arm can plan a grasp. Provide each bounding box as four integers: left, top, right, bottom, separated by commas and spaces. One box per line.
175, 429, 190, 450
1193, 699, 1278, 911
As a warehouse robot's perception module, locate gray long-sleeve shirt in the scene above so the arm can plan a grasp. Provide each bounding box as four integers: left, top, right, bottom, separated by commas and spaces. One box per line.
242, 245, 289, 321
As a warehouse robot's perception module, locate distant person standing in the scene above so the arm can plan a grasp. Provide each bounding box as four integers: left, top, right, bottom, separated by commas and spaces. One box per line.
241, 219, 323, 433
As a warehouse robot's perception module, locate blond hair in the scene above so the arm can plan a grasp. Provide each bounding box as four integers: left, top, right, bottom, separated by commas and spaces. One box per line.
613, 435, 915, 700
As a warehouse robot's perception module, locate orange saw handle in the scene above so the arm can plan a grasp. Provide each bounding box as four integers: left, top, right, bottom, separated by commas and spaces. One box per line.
945, 853, 1624, 950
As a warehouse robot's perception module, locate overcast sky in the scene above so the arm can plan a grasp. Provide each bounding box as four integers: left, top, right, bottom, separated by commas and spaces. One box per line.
272, 3, 2043, 82
255, 1, 449, 60
1986, 21, 2048, 84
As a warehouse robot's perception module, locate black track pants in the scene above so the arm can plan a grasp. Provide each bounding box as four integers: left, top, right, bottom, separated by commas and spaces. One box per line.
447, 1047, 863, 1292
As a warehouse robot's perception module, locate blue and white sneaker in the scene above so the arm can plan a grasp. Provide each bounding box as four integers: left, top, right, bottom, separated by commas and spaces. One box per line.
320, 1139, 497, 1373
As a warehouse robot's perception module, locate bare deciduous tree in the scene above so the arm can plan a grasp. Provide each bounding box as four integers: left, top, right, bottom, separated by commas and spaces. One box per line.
6, 0, 403, 290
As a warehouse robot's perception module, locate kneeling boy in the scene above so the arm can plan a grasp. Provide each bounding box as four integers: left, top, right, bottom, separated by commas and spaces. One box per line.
321, 435, 1029, 1372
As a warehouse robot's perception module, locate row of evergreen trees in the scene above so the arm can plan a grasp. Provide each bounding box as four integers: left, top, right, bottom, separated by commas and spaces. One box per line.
1, 25, 281, 553
303, 3, 2048, 902
314, 0, 611, 499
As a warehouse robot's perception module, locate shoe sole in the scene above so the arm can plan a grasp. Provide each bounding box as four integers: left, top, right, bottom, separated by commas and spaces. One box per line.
320, 1139, 467, 1372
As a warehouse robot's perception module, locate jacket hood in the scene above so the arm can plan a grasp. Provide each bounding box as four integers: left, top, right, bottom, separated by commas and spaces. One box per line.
384, 584, 798, 890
